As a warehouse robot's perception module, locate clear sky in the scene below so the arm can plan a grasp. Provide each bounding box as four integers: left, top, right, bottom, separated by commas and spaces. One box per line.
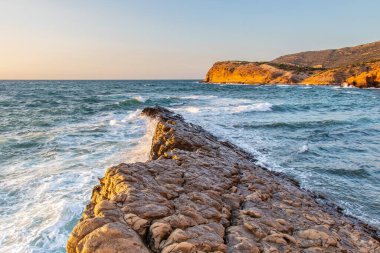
0, 0, 379, 80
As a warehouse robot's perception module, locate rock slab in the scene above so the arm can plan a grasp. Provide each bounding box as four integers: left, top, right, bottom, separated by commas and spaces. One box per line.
67, 107, 380, 253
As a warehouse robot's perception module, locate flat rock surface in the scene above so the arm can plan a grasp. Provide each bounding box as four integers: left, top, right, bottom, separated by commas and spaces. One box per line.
67, 107, 380, 253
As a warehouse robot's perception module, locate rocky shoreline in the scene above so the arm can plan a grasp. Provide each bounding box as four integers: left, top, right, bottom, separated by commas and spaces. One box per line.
67, 107, 380, 252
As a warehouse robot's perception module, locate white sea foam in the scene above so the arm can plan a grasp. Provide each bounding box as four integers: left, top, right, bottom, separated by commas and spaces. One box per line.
183, 106, 200, 113
122, 109, 142, 122
109, 119, 118, 126
0, 111, 155, 252
132, 95, 146, 102
180, 95, 217, 100
231, 102, 272, 113
298, 144, 309, 153
276, 84, 292, 87
122, 118, 157, 163
173, 98, 273, 116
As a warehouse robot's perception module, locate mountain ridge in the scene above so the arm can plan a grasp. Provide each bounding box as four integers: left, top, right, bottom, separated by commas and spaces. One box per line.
271, 41, 380, 68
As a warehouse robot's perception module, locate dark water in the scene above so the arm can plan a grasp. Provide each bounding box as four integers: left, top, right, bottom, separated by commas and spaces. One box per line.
0, 80, 379, 252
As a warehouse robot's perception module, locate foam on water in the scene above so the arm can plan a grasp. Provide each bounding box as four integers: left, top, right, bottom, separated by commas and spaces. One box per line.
231, 102, 272, 113
180, 95, 217, 100
0, 108, 155, 252
109, 119, 118, 126
298, 143, 309, 153
132, 95, 146, 103
183, 106, 200, 114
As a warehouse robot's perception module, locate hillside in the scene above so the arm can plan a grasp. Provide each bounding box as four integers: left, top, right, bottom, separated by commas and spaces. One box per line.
271, 41, 380, 68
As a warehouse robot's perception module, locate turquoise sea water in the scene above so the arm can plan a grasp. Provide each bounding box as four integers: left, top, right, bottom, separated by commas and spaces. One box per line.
0, 80, 379, 252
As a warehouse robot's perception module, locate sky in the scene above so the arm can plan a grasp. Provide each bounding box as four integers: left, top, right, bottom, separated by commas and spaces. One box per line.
0, 0, 379, 80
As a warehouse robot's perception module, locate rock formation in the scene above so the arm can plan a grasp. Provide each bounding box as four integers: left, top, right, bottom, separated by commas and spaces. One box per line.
204, 61, 310, 85
67, 107, 380, 252
205, 41, 380, 88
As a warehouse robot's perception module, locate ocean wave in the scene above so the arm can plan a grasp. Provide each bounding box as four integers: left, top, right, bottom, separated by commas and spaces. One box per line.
100, 97, 146, 111
109, 119, 119, 126
235, 119, 349, 130
231, 102, 272, 113
174, 102, 272, 115
0, 110, 154, 252
183, 106, 201, 114
180, 95, 217, 100
132, 95, 146, 103
275, 84, 292, 88
322, 168, 372, 178
121, 109, 143, 122
298, 144, 309, 153
108, 109, 145, 127
119, 97, 144, 105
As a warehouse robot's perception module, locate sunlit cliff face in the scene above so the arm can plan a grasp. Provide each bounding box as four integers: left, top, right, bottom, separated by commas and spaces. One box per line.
346, 68, 380, 88
204, 62, 308, 84
205, 61, 380, 88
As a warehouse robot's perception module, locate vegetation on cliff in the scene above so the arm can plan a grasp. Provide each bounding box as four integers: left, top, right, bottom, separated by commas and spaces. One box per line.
272, 41, 380, 68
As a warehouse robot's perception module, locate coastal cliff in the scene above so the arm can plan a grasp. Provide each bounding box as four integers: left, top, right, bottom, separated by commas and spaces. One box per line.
67, 107, 380, 252
205, 61, 380, 88
205, 41, 380, 88
204, 61, 312, 85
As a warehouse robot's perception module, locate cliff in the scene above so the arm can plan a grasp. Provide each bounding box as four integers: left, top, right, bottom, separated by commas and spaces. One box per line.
67, 107, 380, 253
204, 61, 310, 84
205, 41, 380, 88
272, 41, 380, 68
205, 60, 380, 88
301, 61, 380, 87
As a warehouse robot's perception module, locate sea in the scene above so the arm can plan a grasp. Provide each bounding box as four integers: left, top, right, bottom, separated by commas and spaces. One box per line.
0, 80, 379, 252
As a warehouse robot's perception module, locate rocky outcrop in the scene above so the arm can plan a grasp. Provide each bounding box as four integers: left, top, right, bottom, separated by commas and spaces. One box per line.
272, 41, 380, 68
204, 61, 310, 85
301, 61, 380, 88
205, 60, 380, 88
67, 107, 380, 253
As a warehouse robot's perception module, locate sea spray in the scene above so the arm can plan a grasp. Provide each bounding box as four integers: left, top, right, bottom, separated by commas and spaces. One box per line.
121, 116, 158, 163
0, 108, 157, 252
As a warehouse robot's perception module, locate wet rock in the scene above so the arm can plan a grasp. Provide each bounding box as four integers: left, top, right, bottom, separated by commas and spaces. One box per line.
67, 107, 380, 253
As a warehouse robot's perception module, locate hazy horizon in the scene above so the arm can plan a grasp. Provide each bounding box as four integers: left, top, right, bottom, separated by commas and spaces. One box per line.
1, 0, 380, 80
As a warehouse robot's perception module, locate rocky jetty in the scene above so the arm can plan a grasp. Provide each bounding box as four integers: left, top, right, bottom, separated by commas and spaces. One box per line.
205, 41, 380, 88
67, 107, 380, 252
